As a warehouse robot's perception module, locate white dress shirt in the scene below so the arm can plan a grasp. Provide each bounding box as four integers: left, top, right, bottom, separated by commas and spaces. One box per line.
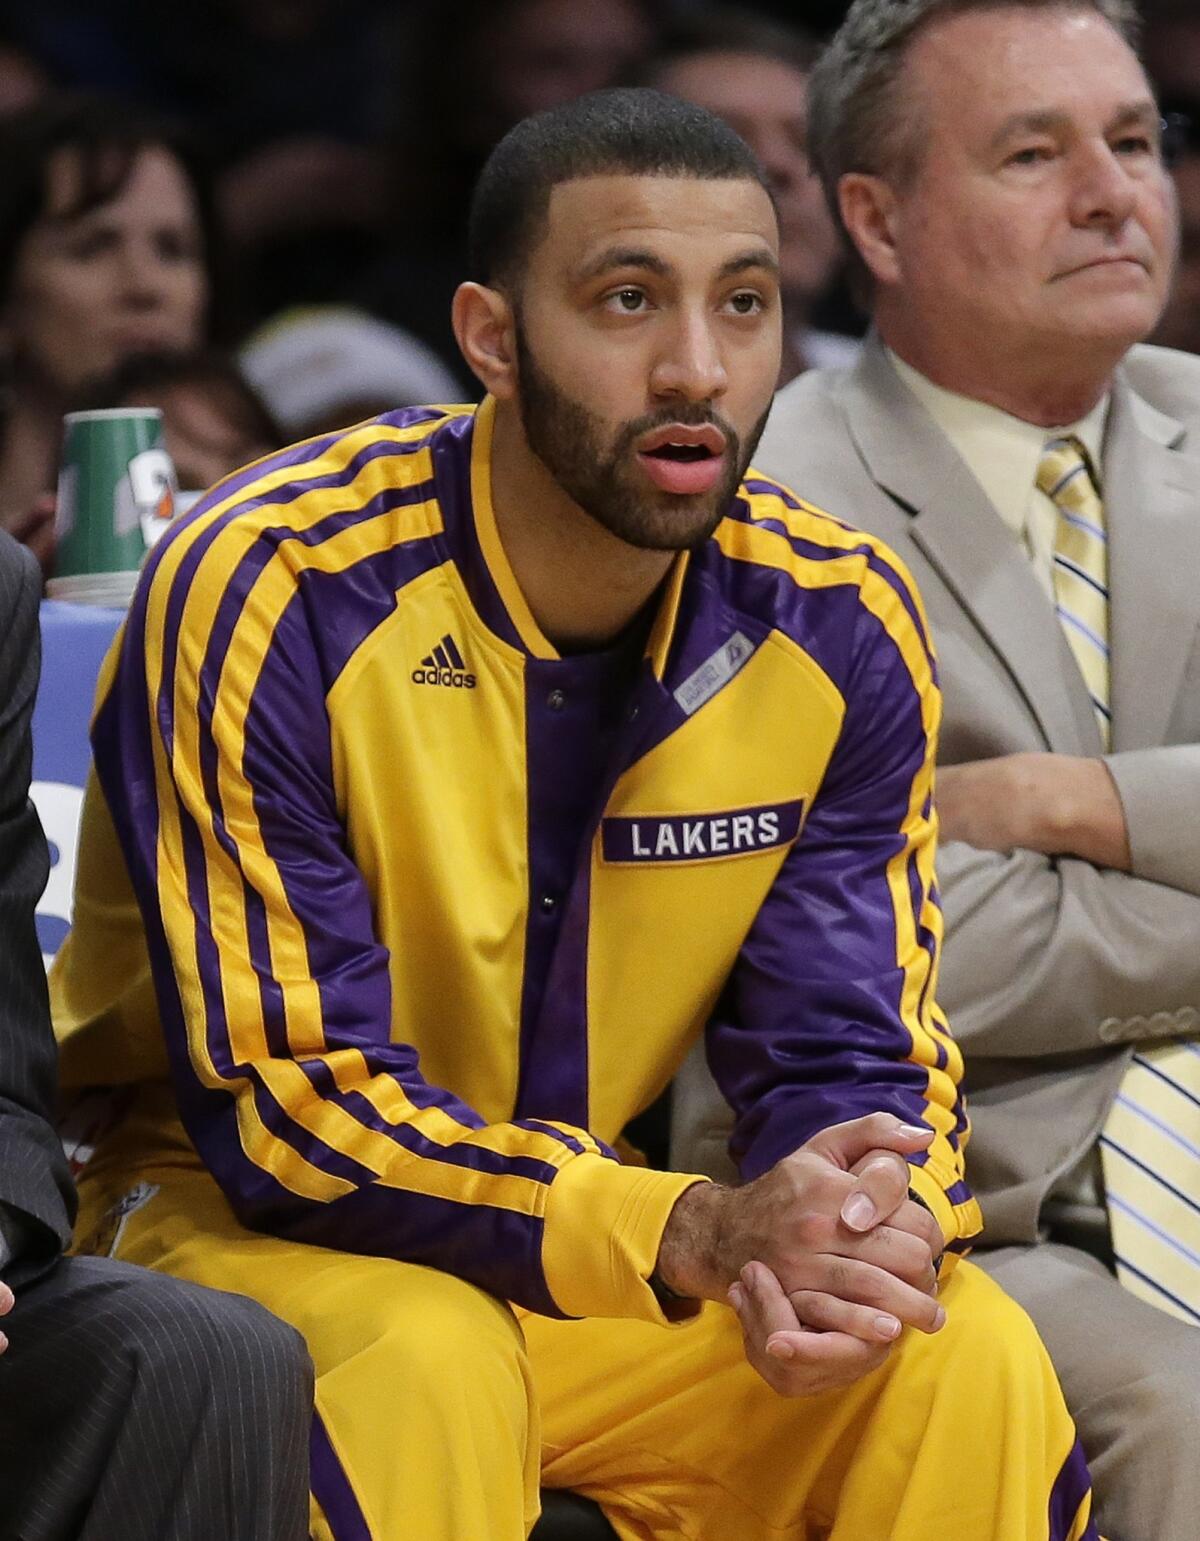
888, 350, 1109, 599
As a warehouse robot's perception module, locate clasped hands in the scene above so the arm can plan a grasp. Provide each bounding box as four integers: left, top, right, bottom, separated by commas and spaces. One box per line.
656, 1112, 946, 1398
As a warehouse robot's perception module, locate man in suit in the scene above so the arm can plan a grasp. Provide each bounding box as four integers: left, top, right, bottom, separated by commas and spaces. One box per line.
0, 526, 313, 1539
672, 1, 1200, 1537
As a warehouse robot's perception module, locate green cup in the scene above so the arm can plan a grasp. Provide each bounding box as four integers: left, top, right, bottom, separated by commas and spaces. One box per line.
53, 408, 177, 582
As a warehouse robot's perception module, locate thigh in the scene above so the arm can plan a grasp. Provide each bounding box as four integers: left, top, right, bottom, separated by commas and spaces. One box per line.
977, 1241, 1200, 1541
0, 1254, 310, 1541
526, 1260, 1089, 1541
75, 1161, 540, 1541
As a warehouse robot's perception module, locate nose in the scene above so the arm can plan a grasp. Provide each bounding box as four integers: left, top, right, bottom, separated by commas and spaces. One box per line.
118, 239, 170, 308
649, 307, 728, 404
1069, 140, 1139, 230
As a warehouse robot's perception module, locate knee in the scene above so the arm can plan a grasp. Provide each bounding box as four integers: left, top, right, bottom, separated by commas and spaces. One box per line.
336, 1265, 531, 1428
93, 1265, 313, 1420
1107, 1355, 1200, 1452
912, 1262, 1059, 1398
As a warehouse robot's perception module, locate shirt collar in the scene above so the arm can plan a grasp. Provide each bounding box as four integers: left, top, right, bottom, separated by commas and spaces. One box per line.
886, 349, 1109, 542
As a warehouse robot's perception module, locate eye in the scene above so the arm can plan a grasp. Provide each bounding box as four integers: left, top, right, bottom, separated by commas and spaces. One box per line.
65, 228, 116, 261
155, 228, 201, 264
725, 290, 764, 316
1113, 133, 1156, 159
1006, 144, 1054, 168
603, 286, 649, 314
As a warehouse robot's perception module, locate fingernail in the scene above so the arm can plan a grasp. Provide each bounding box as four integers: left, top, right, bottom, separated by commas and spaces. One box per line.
900, 1123, 931, 1138
841, 1192, 877, 1230
740, 1263, 757, 1290
933, 1305, 947, 1331
0, 1283, 13, 1313
0, 1331, 7, 1354
766, 1338, 794, 1360
727, 1284, 744, 1311
875, 1314, 901, 1340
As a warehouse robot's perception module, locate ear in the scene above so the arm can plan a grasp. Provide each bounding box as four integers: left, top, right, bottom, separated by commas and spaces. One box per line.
452, 282, 518, 399
838, 172, 902, 287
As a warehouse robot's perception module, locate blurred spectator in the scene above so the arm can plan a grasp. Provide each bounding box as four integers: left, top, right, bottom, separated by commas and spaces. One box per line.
148, 0, 393, 321
358, 0, 664, 375
241, 307, 466, 438
1153, 106, 1200, 356
635, 7, 853, 384
79, 348, 283, 498
0, 34, 49, 117
1143, 1, 1200, 107
0, 96, 223, 570
0, 97, 221, 565
0, 1, 395, 322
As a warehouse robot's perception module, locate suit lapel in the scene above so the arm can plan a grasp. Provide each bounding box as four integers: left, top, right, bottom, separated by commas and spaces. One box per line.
841, 338, 1099, 752
1103, 374, 1200, 751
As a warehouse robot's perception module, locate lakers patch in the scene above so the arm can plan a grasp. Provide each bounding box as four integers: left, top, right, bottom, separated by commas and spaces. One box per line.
601, 799, 805, 865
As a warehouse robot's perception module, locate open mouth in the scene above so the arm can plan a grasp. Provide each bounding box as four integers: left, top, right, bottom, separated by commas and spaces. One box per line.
643, 442, 716, 463
637, 438, 727, 496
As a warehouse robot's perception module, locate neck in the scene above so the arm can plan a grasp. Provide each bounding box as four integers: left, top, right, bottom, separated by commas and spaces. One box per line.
878, 313, 1120, 427
0, 381, 64, 523
488, 398, 675, 652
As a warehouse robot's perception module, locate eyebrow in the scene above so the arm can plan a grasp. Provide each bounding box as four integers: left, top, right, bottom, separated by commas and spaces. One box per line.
577, 245, 671, 281
989, 98, 1160, 150
717, 248, 780, 280
575, 243, 779, 283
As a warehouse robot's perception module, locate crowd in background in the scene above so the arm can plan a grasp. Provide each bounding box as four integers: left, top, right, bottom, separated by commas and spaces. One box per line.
0, 0, 1198, 569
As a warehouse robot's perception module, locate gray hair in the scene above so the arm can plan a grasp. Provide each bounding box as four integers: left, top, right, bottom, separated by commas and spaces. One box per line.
809, 0, 1143, 234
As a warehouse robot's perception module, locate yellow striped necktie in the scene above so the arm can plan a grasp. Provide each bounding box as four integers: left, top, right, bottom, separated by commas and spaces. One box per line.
1036, 436, 1110, 749
1038, 440, 1200, 1322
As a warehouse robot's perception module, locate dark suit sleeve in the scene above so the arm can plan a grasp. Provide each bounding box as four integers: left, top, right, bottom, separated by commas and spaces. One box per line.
0, 533, 75, 1283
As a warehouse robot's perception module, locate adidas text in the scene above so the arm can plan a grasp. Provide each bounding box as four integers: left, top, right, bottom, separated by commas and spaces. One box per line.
411, 666, 477, 689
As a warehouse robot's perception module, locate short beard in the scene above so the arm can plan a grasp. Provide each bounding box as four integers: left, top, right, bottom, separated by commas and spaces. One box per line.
515, 328, 769, 552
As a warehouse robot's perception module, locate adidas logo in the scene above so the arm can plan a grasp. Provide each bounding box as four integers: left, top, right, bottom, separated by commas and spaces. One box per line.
411, 633, 476, 689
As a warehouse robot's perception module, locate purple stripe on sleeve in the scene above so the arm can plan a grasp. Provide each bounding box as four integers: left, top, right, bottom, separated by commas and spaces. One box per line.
700, 532, 967, 1185
722, 493, 938, 671
310, 1409, 373, 1541
429, 412, 529, 652
515, 1118, 617, 1161
1048, 1439, 1100, 1541
191, 506, 443, 1067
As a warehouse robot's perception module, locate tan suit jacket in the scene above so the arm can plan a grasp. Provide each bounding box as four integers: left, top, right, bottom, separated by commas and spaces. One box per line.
672, 334, 1200, 1245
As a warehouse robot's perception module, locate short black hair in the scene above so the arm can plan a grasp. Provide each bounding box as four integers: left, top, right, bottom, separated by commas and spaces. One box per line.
467, 86, 774, 287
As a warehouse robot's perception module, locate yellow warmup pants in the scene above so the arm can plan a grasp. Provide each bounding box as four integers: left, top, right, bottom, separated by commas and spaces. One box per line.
75, 1159, 1097, 1541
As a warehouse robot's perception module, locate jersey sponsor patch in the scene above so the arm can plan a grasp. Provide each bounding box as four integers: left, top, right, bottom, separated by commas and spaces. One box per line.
75, 1181, 160, 1260
601, 799, 805, 865
411, 632, 476, 689
673, 631, 754, 716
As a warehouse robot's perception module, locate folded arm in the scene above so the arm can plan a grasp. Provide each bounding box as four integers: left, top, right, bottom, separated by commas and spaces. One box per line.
705, 551, 980, 1261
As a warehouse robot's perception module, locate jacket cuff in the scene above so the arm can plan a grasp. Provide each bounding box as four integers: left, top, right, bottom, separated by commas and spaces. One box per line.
906, 1161, 981, 1278
542, 1154, 709, 1322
